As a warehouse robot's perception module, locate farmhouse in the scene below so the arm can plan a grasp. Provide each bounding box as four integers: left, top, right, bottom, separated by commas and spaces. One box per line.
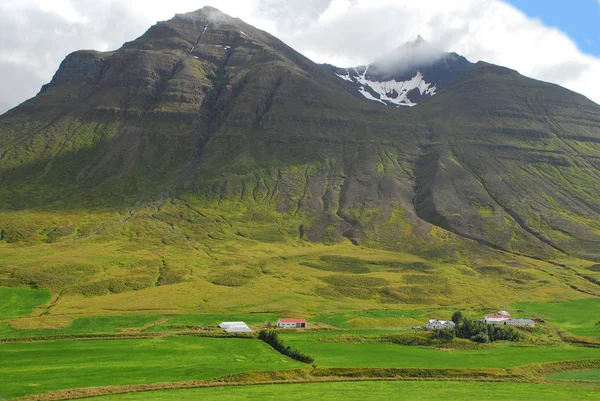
483, 311, 535, 327
426, 319, 456, 330
483, 311, 511, 324
218, 322, 252, 333
277, 318, 307, 329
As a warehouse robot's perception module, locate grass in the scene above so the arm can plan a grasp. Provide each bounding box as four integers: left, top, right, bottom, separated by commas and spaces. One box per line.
0, 336, 305, 398
547, 369, 600, 381
0, 315, 164, 338
513, 299, 600, 337
85, 381, 600, 401
312, 309, 438, 329
0, 286, 50, 319
143, 313, 279, 332
0, 201, 594, 319
280, 332, 600, 369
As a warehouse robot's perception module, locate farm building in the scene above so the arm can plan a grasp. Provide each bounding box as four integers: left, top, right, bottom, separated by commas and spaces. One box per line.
482, 311, 534, 327
218, 322, 252, 333
426, 320, 456, 330
277, 319, 307, 329
483, 313, 511, 324
505, 318, 535, 327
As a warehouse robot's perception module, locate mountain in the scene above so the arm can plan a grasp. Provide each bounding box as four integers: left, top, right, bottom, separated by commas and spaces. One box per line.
331, 36, 473, 106
1, 7, 600, 303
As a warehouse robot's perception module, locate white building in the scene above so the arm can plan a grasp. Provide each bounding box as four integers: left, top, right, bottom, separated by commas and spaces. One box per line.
219, 322, 252, 333
504, 318, 535, 327
483, 313, 511, 324
426, 319, 456, 330
277, 318, 307, 328
482, 311, 534, 327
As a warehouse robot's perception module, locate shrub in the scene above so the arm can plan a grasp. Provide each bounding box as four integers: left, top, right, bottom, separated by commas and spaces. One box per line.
258, 330, 314, 364
471, 332, 490, 343
433, 328, 455, 341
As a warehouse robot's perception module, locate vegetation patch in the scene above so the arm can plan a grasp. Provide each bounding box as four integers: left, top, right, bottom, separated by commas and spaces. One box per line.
0, 315, 164, 339
513, 299, 600, 337
300, 256, 370, 273
316, 275, 390, 300
475, 265, 537, 281
451, 312, 521, 343
258, 330, 314, 364
403, 275, 448, 285
279, 333, 600, 370
547, 369, 600, 381
0, 263, 98, 291
320, 275, 388, 288
0, 286, 50, 319
210, 265, 262, 287
0, 336, 305, 398
83, 381, 600, 401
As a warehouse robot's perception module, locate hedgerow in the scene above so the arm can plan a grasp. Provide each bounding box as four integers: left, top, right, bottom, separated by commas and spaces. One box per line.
258, 330, 314, 363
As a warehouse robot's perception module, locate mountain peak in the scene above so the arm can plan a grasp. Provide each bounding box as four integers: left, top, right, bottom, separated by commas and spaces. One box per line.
331, 35, 472, 107
171, 6, 240, 29
176, 6, 232, 21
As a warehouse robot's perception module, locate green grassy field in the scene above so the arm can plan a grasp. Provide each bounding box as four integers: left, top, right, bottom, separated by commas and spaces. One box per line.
143, 313, 280, 332
547, 369, 600, 381
280, 332, 600, 369
0, 336, 305, 398
0, 286, 50, 319
513, 299, 600, 337
87, 381, 600, 401
0, 315, 164, 338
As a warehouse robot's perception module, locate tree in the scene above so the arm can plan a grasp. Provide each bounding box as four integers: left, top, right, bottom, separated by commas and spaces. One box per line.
471, 332, 490, 343
433, 328, 455, 341
451, 311, 464, 324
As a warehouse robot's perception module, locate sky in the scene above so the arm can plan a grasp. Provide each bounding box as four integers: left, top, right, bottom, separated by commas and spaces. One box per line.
1, 0, 599, 114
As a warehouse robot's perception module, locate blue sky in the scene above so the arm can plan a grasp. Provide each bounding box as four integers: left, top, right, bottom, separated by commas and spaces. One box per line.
505, 0, 600, 56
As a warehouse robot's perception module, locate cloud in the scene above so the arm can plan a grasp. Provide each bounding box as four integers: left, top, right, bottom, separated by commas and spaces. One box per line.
272, 0, 600, 104
1, 0, 599, 114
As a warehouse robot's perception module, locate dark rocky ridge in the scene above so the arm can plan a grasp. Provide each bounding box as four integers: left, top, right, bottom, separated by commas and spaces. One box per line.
1, 7, 600, 261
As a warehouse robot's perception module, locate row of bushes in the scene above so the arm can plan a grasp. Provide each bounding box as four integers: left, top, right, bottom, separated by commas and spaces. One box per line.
258, 330, 314, 363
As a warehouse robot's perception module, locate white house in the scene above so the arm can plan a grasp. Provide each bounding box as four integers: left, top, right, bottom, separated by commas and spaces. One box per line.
219, 322, 252, 332
277, 318, 307, 328
426, 319, 456, 330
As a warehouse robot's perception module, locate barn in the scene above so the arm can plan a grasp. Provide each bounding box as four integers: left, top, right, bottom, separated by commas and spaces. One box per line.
277, 318, 307, 329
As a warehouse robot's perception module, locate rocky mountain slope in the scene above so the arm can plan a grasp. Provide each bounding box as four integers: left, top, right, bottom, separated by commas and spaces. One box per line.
331, 36, 473, 106
1, 5, 600, 269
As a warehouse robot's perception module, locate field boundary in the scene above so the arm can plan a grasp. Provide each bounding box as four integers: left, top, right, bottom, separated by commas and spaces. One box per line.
13, 376, 530, 401
15, 360, 600, 401
0, 331, 256, 344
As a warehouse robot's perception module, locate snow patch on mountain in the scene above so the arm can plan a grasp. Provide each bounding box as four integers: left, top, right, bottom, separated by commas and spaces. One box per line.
335, 72, 354, 82
336, 65, 437, 107
359, 87, 386, 105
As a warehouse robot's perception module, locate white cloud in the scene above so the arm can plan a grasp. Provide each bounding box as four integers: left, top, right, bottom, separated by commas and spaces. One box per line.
0, 0, 599, 113
273, 0, 600, 104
